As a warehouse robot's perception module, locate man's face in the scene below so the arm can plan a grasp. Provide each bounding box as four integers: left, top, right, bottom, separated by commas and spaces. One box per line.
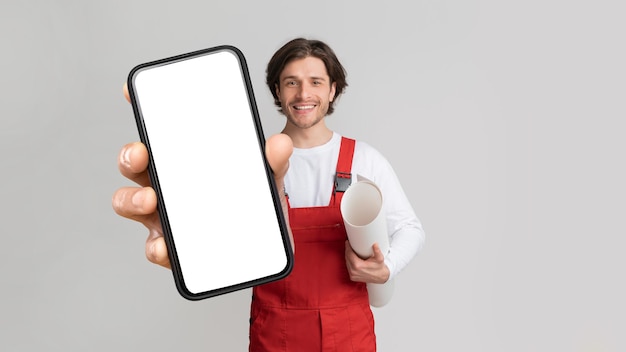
275, 56, 336, 130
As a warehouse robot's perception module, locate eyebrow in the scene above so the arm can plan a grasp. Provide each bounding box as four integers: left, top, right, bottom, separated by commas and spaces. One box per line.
281, 75, 328, 82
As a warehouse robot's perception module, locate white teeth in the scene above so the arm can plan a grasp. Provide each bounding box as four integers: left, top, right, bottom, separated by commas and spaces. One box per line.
294, 105, 315, 110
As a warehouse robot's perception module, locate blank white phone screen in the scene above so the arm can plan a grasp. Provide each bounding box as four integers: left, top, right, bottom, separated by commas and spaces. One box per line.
132, 49, 288, 296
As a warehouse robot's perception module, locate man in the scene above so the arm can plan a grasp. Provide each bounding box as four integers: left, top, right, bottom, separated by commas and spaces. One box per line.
113, 38, 424, 351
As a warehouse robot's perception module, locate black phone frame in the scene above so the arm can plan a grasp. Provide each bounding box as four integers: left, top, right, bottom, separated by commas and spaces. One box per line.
126, 45, 293, 301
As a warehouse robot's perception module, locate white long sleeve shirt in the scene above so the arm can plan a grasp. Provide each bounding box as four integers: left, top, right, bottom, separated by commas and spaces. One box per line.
284, 132, 425, 280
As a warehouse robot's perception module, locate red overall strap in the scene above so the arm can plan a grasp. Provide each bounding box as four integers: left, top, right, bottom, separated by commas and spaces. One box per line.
285, 136, 356, 208
331, 137, 356, 205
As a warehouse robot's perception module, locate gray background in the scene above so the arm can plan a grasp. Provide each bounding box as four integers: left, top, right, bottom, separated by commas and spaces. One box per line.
1, 1, 624, 351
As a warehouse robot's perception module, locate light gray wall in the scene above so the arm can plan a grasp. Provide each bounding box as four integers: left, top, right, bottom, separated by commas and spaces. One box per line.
2, 1, 624, 351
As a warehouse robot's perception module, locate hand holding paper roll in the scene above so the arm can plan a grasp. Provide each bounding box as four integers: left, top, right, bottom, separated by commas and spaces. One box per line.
341, 175, 395, 307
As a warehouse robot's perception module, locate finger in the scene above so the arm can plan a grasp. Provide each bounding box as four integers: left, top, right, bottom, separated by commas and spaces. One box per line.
121, 82, 169, 270
371, 243, 385, 263
146, 230, 171, 268
118, 142, 151, 186
345, 240, 354, 258
345, 241, 369, 283
123, 82, 130, 103
344, 241, 356, 275
112, 186, 157, 219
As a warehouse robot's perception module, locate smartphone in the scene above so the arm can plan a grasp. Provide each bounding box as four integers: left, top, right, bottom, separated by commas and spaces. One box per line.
127, 45, 293, 300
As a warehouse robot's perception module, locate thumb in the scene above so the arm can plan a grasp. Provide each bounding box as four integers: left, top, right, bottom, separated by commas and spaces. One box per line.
265, 133, 294, 252
371, 243, 385, 262
266, 133, 293, 179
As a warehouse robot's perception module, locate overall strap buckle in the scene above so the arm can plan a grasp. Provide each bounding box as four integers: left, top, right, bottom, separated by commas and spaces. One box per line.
334, 172, 352, 193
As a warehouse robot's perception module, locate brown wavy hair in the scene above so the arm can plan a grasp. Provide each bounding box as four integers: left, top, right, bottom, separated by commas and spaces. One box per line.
266, 38, 348, 115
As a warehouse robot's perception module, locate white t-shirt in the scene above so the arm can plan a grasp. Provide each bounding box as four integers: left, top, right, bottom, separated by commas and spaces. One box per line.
284, 132, 425, 280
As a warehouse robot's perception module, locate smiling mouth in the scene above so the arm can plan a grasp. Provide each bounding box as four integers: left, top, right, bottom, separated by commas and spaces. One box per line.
293, 104, 316, 110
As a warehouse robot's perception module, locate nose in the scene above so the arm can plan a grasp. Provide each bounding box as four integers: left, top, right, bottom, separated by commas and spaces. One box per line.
296, 82, 312, 99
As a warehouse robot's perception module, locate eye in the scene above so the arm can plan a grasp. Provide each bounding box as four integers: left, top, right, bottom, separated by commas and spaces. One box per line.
312, 80, 322, 86
286, 80, 298, 87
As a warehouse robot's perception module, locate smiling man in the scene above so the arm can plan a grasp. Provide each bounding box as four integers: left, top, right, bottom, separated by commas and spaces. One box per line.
254, 38, 424, 351
113, 38, 425, 352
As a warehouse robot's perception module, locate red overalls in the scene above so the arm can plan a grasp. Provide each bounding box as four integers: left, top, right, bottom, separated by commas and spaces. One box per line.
249, 137, 376, 352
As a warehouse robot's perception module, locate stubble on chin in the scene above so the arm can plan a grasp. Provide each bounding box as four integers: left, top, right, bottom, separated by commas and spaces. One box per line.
286, 114, 325, 129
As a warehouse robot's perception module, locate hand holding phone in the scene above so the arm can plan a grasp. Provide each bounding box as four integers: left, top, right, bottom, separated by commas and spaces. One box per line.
125, 46, 294, 300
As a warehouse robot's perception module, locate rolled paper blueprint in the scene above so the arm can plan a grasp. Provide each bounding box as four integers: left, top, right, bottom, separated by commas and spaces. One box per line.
340, 175, 395, 307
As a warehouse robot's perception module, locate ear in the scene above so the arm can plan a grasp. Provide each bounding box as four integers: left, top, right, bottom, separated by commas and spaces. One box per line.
329, 82, 337, 102
275, 83, 281, 102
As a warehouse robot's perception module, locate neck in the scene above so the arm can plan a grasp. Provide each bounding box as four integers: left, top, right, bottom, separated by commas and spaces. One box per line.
282, 120, 333, 149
